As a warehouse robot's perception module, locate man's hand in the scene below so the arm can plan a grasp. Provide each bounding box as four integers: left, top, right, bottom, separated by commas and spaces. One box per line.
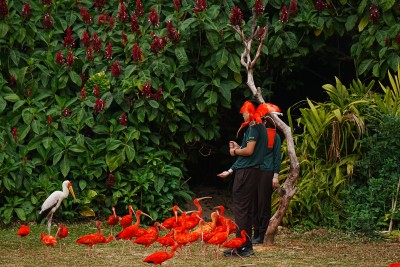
217, 169, 233, 179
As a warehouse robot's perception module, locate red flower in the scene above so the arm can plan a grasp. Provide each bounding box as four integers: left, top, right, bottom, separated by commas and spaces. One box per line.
63, 109, 71, 117
174, 0, 181, 12
94, 98, 106, 113
55, 51, 65, 65
166, 21, 181, 44
24, 156, 28, 165
117, 2, 129, 23
108, 17, 115, 30
86, 46, 94, 61
66, 50, 74, 67
93, 85, 99, 98
26, 88, 31, 98
315, 0, 328, 11
141, 82, 152, 98
0, 0, 8, 19
80, 8, 93, 25
8, 75, 16, 87
106, 173, 116, 187
130, 13, 141, 34
43, 13, 54, 29
148, 8, 159, 27
104, 43, 112, 60
82, 30, 90, 47
257, 28, 266, 40
230, 6, 243, 27
119, 113, 127, 126
98, 13, 110, 25
289, 0, 297, 17
150, 35, 167, 56
94, 0, 106, 12
194, 0, 207, 14
370, 4, 380, 24
80, 73, 88, 86
47, 115, 53, 125
132, 43, 143, 63
42, 0, 52, 6
63, 27, 75, 49
111, 61, 122, 78
11, 127, 18, 142
254, 0, 264, 17
136, 0, 144, 17
92, 33, 102, 52
122, 31, 128, 46
22, 3, 31, 20
80, 88, 86, 99
280, 5, 288, 23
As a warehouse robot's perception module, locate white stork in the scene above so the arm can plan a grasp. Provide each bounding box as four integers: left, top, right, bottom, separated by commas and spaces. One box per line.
37, 180, 76, 234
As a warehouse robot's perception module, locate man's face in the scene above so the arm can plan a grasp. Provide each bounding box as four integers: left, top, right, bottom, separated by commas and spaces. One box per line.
242, 112, 250, 122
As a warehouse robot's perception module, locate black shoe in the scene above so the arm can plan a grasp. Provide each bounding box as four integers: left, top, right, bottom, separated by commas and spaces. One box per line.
252, 236, 263, 244
223, 248, 235, 256
232, 246, 254, 257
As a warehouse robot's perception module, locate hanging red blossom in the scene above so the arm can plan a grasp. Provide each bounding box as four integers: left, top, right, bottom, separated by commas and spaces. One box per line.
104, 43, 112, 60
80, 88, 86, 99
108, 17, 115, 30
111, 61, 122, 78
150, 35, 167, 56
92, 33, 102, 52
132, 43, 143, 63
47, 115, 52, 125
93, 85, 99, 97
194, 0, 207, 14
166, 21, 181, 44
141, 81, 152, 98
80, 73, 88, 86
370, 4, 380, 24
82, 30, 90, 47
86, 46, 94, 61
174, 0, 181, 12
136, 0, 144, 17
106, 173, 116, 187
62, 109, 71, 117
122, 31, 128, 46
43, 13, 54, 29
315, 0, 328, 11
254, 0, 264, 17
289, 0, 297, 17
80, 8, 93, 25
98, 13, 110, 25
22, 3, 31, 20
94, 98, 106, 113
230, 6, 243, 26
12, 128, 18, 142
117, 2, 129, 23
66, 50, 74, 67
42, 0, 52, 6
0, 0, 8, 19
148, 8, 159, 27
280, 5, 288, 23
119, 113, 127, 126
8, 75, 16, 87
55, 51, 65, 65
63, 27, 75, 48
130, 13, 141, 34
26, 88, 31, 98
257, 28, 266, 40
94, 0, 106, 12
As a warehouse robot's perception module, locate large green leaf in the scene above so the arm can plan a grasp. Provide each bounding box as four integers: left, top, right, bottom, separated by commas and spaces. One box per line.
0, 23, 9, 38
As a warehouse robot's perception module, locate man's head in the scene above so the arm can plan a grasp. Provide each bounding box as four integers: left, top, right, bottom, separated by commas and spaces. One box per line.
240, 101, 255, 122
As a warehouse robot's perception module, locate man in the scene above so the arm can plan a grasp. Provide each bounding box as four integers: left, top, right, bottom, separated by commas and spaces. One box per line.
252, 103, 282, 244
217, 100, 268, 257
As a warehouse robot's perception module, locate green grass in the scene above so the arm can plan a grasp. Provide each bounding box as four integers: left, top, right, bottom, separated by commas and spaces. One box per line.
1, 222, 399, 267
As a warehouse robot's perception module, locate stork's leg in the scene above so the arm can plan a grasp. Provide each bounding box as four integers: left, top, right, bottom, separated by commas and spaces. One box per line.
47, 212, 54, 235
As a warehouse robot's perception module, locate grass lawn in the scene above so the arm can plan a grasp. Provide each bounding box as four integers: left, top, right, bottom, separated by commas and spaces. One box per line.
1, 221, 399, 267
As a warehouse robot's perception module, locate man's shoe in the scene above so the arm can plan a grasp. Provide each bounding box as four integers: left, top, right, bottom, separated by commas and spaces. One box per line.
252, 236, 263, 244
223, 248, 235, 256
233, 246, 254, 257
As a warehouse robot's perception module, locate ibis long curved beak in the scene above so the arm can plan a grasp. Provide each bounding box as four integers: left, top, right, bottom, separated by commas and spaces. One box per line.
68, 185, 77, 202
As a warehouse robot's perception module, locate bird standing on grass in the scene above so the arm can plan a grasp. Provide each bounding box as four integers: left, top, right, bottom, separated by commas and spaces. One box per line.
222, 229, 248, 257
41, 232, 57, 259
76, 221, 114, 256
143, 244, 180, 265
37, 180, 76, 235
120, 205, 134, 229
107, 206, 120, 235
17, 224, 30, 251
56, 224, 69, 253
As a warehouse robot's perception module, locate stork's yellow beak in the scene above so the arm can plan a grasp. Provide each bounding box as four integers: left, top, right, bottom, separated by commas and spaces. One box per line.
68, 185, 77, 202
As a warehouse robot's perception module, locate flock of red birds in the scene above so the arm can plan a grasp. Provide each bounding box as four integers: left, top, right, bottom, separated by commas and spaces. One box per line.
17, 196, 249, 265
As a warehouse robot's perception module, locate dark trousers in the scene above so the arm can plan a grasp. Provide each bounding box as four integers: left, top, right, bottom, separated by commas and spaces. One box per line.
252, 170, 273, 239
232, 168, 260, 248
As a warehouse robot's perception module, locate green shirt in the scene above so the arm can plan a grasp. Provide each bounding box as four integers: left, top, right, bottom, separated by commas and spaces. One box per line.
231, 122, 268, 170
261, 130, 282, 173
